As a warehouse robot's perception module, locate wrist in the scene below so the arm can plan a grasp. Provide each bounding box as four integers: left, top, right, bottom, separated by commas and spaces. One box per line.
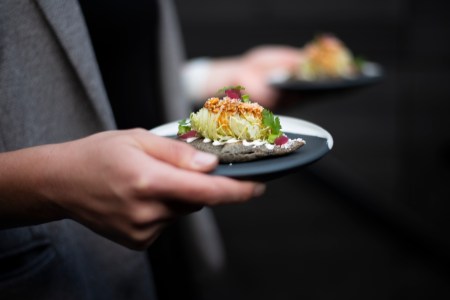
183, 57, 212, 102
0, 145, 67, 227
183, 56, 241, 104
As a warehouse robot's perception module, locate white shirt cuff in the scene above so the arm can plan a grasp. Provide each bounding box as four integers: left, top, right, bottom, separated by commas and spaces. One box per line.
182, 57, 212, 103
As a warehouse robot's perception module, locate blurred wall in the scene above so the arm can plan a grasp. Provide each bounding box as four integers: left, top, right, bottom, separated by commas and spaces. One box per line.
175, 0, 404, 61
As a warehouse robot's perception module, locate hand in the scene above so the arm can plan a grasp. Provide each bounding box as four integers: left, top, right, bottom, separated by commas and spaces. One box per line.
0, 129, 265, 249
205, 45, 303, 108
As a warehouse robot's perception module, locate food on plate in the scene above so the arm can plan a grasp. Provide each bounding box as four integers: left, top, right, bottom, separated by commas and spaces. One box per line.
177, 86, 305, 163
297, 34, 363, 81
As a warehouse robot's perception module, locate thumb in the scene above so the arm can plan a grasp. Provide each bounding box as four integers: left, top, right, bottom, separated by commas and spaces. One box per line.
134, 130, 218, 172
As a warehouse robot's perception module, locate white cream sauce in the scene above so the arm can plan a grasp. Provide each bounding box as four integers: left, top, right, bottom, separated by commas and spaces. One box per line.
187, 136, 282, 150
186, 137, 199, 143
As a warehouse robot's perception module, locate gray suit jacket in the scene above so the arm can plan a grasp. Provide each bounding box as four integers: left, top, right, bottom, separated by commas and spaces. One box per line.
0, 0, 189, 298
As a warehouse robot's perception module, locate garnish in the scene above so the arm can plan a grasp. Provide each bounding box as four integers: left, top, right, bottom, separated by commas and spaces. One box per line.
179, 130, 198, 140
262, 109, 283, 143
217, 85, 246, 99
241, 94, 251, 103
177, 119, 191, 136
353, 56, 365, 72
274, 135, 289, 146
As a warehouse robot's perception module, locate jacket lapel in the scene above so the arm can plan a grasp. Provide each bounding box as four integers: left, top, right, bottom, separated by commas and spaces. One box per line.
35, 0, 116, 130
157, 0, 190, 121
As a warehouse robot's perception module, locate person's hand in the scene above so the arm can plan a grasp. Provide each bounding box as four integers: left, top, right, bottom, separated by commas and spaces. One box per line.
0, 129, 265, 249
204, 45, 303, 108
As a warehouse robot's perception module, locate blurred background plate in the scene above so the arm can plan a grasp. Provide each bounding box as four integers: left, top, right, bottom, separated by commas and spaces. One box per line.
270, 61, 383, 92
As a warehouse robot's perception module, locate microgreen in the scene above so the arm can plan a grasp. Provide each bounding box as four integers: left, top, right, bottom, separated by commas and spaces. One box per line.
177, 119, 191, 135
353, 56, 366, 72
217, 85, 246, 95
262, 109, 283, 143
217, 85, 246, 99
242, 94, 251, 103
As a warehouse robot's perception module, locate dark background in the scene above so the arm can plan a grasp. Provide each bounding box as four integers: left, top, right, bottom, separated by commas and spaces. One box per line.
158, 1, 450, 299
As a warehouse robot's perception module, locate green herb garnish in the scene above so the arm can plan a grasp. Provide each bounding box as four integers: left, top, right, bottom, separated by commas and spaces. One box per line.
177, 119, 191, 135
242, 94, 251, 103
262, 109, 283, 143
217, 85, 246, 95
353, 56, 366, 72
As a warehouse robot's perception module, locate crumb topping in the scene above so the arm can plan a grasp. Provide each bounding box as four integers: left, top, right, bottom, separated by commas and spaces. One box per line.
204, 97, 263, 118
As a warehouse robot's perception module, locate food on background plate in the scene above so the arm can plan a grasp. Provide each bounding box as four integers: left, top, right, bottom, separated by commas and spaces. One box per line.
177, 86, 305, 163
296, 33, 364, 81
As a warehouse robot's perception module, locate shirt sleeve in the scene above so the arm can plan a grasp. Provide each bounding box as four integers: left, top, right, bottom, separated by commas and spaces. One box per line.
182, 57, 212, 104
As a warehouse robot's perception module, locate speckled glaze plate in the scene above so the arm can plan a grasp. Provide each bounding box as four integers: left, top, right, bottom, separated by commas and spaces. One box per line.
270, 62, 383, 92
150, 116, 333, 181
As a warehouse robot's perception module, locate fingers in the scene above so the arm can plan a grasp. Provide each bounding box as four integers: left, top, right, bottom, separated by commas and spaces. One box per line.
245, 45, 303, 69
104, 200, 203, 250
240, 72, 279, 108
114, 130, 266, 205
129, 199, 203, 229
113, 222, 167, 251
141, 158, 266, 206
131, 129, 219, 172
104, 129, 266, 205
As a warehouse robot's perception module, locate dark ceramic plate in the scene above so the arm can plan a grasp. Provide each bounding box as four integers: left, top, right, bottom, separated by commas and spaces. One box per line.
150, 116, 333, 181
270, 62, 383, 92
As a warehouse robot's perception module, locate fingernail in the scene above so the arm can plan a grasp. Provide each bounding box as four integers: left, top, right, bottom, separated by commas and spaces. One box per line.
192, 151, 218, 168
253, 184, 266, 197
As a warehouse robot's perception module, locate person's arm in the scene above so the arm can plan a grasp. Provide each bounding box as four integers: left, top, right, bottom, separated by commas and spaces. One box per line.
0, 129, 264, 249
183, 45, 303, 108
